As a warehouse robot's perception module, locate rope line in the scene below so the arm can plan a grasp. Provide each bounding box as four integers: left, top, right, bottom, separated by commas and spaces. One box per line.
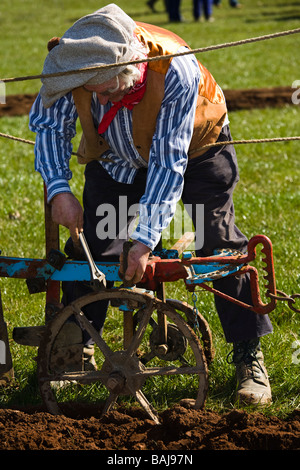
1, 27, 299, 154
199, 136, 300, 151
1, 27, 300, 83
0, 132, 77, 157
1, 131, 299, 153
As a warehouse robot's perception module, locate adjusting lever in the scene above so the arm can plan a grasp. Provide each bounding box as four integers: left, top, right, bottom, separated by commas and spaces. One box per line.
79, 232, 106, 290
121, 240, 134, 288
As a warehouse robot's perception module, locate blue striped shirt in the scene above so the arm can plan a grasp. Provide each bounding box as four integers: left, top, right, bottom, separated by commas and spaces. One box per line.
29, 52, 203, 250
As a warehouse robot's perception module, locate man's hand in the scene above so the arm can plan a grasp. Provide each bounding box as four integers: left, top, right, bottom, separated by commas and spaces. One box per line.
120, 240, 151, 286
51, 193, 83, 244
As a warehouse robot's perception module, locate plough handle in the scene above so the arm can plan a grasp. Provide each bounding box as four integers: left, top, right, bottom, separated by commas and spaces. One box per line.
120, 241, 134, 288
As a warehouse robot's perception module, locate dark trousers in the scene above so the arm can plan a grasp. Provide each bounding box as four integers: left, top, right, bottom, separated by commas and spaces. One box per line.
165, 0, 182, 21
182, 126, 272, 341
193, 0, 213, 20
62, 125, 272, 344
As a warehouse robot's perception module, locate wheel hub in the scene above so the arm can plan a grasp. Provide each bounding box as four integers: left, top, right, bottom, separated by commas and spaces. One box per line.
150, 323, 187, 360
101, 351, 147, 396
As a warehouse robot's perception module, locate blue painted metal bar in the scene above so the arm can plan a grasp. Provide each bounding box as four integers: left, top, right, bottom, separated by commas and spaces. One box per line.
184, 248, 243, 285
50, 260, 121, 282
185, 263, 242, 285
0, 257, 56, 280
0, 256, 122, 283
0, 254, 241, 285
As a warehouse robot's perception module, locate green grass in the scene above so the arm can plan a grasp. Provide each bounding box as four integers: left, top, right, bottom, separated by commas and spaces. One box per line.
1, 0, 300, 93
0, 0, 299, 417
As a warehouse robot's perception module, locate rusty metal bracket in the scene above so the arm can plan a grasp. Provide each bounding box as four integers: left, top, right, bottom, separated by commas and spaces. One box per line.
267, 290, 300, 313
181, 234, 278, 316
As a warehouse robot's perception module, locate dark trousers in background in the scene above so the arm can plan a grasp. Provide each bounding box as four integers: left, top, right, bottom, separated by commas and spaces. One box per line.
165, 0, 182, 21
62, 125, 272, 345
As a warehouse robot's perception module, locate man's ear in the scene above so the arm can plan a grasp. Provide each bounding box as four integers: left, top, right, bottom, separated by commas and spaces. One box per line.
47, 37, 60, 51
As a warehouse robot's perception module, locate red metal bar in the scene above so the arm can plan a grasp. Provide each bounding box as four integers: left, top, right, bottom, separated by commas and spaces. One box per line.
198, 265, 276, 315
140, 235, 277, 315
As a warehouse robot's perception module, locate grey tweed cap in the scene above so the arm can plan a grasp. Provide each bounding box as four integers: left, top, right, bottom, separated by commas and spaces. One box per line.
40, 4, 137, 108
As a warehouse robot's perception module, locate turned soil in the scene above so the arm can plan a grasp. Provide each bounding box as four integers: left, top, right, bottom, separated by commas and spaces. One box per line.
0, 404, 299, 451
0, 86, 296, 118
0, 87, 299, 452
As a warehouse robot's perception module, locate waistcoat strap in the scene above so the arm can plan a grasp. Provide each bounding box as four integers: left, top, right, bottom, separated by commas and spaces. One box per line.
73, 22, 227, 164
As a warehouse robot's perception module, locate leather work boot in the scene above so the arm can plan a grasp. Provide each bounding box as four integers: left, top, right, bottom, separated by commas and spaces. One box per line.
231, 338, 272, 406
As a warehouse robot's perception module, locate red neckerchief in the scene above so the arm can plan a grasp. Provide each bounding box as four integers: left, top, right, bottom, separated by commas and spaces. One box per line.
98, 62, 148, 134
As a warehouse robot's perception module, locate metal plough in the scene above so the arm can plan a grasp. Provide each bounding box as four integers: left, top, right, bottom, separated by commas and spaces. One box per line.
0, 190, 298, 422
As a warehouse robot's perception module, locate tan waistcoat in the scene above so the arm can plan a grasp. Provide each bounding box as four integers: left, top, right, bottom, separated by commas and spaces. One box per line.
73, 22, 227, 164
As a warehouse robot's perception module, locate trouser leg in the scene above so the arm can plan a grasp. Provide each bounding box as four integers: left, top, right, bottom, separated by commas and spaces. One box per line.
182, 125, 273, 343
193, 0, 201, 19
168, 0, 181, 21
203, 0, 213, 18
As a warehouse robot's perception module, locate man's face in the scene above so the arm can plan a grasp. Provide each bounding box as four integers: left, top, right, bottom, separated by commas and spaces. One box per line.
84, 77, 131, 105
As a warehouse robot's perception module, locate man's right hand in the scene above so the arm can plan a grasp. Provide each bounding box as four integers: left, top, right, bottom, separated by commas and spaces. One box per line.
51, 193, 83, 244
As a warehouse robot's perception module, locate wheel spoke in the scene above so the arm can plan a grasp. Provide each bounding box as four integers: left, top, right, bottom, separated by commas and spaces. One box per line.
134, 364, 206, 378
134, 389, 160, 424
39, 370, 108, 384
139, 350, 156, 364
101, 392, 119, 416
73, 307, 113, 360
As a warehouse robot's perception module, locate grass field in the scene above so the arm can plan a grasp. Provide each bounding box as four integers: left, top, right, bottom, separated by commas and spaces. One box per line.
0, 0, 299, 416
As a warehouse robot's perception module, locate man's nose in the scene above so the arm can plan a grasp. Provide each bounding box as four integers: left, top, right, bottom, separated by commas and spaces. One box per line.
97, 94, 110, 105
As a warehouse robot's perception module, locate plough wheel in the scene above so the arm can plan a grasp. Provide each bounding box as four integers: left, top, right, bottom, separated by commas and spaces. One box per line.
37, 288, 208, 423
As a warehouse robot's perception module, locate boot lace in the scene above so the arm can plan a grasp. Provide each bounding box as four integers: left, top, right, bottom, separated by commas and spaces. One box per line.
227, 339, 265, 377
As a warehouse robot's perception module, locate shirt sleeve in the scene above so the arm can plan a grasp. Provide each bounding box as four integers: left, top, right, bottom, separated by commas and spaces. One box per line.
29, 92, 78, 202
131, 52, 201, 250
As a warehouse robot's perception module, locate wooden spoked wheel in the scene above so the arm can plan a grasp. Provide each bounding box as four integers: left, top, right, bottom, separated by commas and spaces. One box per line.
37, 288, 209, 423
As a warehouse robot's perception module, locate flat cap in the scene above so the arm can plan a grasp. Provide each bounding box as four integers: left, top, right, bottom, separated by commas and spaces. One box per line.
40, 4, 136, 108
